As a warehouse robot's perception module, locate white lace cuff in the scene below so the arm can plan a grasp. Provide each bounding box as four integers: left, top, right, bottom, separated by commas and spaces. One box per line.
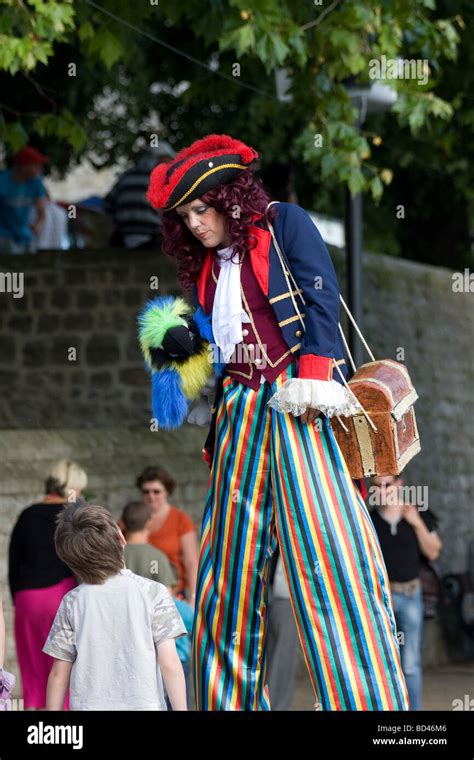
267, 378, 362, 418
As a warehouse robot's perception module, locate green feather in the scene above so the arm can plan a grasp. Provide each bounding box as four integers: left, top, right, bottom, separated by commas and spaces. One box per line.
139, 296, 192, 351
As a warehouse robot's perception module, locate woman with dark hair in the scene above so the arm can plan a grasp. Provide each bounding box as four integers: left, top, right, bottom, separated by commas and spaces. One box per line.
147, 134, 409, 711
8, 459, 86, 709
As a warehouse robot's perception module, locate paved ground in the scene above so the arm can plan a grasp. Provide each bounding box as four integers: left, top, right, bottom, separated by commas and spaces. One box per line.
185, 661, 473, 711
290, 661, 474, 711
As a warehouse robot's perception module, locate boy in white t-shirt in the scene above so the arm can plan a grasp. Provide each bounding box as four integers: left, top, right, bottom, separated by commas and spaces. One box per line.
43, 502, 187, 711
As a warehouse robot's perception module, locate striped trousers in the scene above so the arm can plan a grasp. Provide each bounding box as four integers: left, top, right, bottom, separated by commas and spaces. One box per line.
191, 363, 409, 710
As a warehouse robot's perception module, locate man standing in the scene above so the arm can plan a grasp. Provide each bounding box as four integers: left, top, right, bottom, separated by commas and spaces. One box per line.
104, 142, 176, 249
0, 146, 48, 254
369, 475, 442, 710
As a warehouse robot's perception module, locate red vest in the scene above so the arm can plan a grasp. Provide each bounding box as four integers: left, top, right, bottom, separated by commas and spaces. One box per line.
204, 250, 295, 389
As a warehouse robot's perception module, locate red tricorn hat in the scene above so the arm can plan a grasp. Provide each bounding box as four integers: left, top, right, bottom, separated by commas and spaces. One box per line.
147, 133, 258, 212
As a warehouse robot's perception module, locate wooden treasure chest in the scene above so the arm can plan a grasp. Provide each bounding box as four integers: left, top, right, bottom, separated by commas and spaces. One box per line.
330, 359, 421, 479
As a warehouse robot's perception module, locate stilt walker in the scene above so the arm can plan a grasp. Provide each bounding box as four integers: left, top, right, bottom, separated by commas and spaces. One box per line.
146, 134, 410, 711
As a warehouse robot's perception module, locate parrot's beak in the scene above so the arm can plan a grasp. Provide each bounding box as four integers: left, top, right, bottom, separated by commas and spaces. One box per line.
161, 325, 197, 357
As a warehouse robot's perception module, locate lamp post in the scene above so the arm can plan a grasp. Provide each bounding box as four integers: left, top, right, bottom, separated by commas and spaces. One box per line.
274, 69, 398, 369
344, 82, 398, 370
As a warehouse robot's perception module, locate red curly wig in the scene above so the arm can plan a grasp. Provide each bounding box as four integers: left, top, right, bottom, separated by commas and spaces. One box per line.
160, 170, 276, 292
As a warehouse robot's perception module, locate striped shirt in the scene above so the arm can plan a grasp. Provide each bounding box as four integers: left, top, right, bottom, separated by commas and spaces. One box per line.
104, 156, 162, 238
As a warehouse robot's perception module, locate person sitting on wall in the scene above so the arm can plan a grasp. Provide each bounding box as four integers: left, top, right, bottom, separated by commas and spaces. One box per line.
0, 146, 48, 255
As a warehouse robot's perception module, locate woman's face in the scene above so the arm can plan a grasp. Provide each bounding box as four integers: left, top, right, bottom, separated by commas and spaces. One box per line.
176, 198, 230, 248
140, 479, 168, 513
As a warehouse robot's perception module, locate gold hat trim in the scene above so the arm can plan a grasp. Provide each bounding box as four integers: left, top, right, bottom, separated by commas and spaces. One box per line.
165, 163, 248, 210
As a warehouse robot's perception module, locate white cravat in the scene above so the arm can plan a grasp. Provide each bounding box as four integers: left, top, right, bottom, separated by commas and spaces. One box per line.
212, 245, 251, 363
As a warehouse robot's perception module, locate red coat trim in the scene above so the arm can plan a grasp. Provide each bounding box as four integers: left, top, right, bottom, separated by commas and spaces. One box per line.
196, 249, 213, 310
247, 225, 271, 297
196, 222, 271, 309
298, 354, 333, 381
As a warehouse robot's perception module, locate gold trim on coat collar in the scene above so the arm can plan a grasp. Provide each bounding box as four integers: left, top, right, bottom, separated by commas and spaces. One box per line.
269, 288, 303, 304
278, 313, 306, 328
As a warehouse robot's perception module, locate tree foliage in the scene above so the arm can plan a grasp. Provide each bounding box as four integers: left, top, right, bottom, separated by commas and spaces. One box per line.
0, 0, 471, 266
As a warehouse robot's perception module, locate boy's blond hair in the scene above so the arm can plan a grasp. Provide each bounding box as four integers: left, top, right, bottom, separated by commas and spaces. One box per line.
55, 503, 124, 584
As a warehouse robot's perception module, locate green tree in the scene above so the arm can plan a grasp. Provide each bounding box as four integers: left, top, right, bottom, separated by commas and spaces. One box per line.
0, 0, 470, 267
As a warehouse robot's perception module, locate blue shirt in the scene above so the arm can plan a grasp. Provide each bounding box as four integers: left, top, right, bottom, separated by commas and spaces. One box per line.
172, 598, 194, 663
0, 169, 46, 243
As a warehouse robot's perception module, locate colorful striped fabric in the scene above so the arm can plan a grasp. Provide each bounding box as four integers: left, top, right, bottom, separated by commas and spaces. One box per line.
191, 362, 409, 710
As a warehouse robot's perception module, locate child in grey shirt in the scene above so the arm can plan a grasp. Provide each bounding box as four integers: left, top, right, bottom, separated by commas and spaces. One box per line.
43, 503, 187, 711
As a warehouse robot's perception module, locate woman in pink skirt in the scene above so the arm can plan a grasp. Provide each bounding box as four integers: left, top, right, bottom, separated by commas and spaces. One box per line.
0, 592, 16, 709
8, 460, 87, 709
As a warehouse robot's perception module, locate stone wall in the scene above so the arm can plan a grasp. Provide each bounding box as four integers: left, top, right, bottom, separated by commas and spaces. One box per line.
0, 244, 473, 681
0, 249, 183, 428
